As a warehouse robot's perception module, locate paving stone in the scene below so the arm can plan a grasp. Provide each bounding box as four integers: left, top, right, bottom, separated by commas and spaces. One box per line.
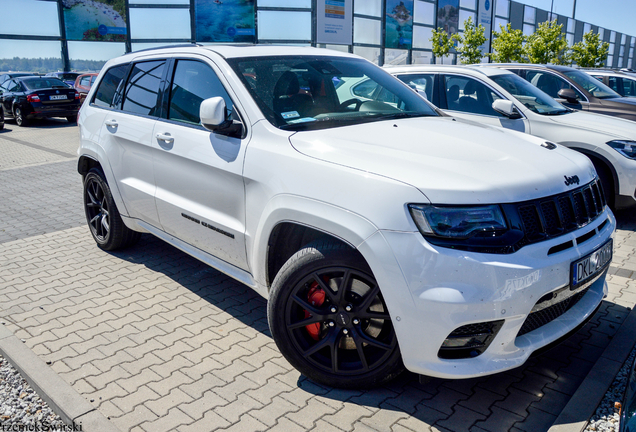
176, 409, 231, 432
458, 386, 505, 416
179, 390, 229, 420
513, 406, 558, 432
214, 393, 264, 424
140, 407, 193, 432
112, 385, 162, 414
286, 399, 339, 429
145, 388, 194, 417
216, 413, 268, 432
473, 406, 525, 432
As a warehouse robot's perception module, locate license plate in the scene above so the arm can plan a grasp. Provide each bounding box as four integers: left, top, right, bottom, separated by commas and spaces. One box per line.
50, 95, 67, 100
571, 239, 613, 289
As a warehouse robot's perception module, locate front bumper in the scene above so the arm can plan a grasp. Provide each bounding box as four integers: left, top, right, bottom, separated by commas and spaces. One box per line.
359, 208, 615, 379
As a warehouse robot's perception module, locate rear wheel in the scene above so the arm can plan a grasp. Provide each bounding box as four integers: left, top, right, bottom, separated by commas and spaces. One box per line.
83, 167, 140, 250
14, 107, 28, 127
268, 240, 403, 388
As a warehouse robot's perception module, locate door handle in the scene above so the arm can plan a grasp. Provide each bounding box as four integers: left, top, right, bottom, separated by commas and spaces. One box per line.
104, 119, 118, 127
156, 132, 174, 144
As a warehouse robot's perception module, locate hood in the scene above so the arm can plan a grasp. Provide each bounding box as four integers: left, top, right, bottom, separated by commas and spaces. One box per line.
290, 117, 596, 204
547, 110, 636, 140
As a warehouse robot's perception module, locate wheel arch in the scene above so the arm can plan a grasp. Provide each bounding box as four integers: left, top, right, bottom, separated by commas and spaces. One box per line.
567, 146, 618, 197
77, 148, 130, 218
249, 195, 380, 292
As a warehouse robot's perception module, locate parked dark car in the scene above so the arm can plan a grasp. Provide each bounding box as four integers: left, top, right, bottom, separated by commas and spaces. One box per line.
0, 72, 34, 86
0, 105, 4, 130
45, 71, 81, 87
73, 72, 98, 104
491, 64, 636, 122
0, 76, 80, 126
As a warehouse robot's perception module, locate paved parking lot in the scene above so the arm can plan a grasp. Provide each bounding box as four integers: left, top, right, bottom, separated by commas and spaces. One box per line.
0, 119, 635, 432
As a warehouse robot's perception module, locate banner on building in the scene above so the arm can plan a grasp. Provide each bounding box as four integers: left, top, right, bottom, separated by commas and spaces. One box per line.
62, 0, 127, 42
316, 0, 352, 45
385, 0, 414, 49
437, 0, 459, 36
195, 0, 255, 43
478, 0, 493, 55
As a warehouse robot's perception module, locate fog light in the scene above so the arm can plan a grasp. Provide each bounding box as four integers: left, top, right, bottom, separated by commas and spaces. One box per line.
438, 320, 504, 360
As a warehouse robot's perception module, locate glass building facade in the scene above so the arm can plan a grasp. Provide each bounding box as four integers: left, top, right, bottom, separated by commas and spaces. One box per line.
0, 0, 633, 70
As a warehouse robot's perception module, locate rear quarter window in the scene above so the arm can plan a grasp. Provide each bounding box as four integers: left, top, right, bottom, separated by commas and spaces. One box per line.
93, 64, 129, 109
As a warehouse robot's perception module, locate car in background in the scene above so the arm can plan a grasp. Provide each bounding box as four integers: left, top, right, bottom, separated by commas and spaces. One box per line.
0, 72, 34, 85
490, 64, 636, 122
73, 73, 98, 104
582, 69, 636, 98
386, 64, 636, 210
0, 76, 80, 126
0, 105, 4, 130
45, 71, 81, 87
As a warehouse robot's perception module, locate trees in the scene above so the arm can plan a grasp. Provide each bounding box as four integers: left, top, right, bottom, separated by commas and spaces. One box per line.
571, 30, 610, 67
453, 17, 487, 64
431, 17, 486, 64
524, 20, 569, 65
489, 23, 526, 63
430, 27, 454, 62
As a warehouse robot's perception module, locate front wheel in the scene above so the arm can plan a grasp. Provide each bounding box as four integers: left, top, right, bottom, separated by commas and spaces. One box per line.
268, 240, 403, 388
83, 167, 140, 250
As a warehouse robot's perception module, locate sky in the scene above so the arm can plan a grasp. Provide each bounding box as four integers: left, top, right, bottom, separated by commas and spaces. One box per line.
0, 0, 635, 61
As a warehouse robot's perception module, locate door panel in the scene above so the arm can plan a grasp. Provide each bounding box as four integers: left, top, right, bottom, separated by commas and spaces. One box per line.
153, 59, 249, 270
96, 60, 166, 227
441, 74, 529, 133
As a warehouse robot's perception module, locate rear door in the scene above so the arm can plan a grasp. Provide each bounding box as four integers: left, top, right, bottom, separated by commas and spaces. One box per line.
151, 57, 250, 270
96, 60, 168, 228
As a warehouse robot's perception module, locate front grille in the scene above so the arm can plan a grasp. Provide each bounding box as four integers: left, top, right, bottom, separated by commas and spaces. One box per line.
423, 178, 607, 254
515, 178, 606, 247
517, 288, 589, 337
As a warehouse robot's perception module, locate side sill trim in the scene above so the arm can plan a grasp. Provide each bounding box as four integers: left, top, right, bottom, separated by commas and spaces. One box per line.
137, 220, 257, 289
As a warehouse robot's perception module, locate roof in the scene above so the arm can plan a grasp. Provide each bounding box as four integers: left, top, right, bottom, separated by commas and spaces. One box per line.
384, 63, 515, 77
123, 44, 356, 62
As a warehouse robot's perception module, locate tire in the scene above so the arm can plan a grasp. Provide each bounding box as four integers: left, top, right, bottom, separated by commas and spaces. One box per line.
14, 107, 28, 127
268, 239, 404, 388
67, 116, 76, 124
593, 160, 615, 210
83, 167, 140, 251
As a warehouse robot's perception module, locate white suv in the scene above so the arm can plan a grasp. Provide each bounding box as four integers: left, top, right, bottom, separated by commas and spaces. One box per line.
385, 64, 636, 210
78, 45, 615, 388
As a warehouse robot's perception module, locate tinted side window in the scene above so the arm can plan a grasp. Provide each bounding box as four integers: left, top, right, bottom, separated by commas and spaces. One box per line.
525, 70, 584, 100
93, 64, 129, 109
122, 60, 166, 116
444, 75, 503, 117
168, 60, 233, 125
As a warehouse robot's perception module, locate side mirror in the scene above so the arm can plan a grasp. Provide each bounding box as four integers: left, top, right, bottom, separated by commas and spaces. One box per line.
200, 96, 230, 131
557, 88, 579, 104
200, 96, 244, 138
492, 99, 521, 119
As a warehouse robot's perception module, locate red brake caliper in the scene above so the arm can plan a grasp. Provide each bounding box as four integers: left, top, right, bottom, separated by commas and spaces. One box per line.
305, 281, 326, 340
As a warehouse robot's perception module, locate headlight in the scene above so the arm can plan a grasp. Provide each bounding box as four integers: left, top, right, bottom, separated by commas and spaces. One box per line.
607, 140, 636, 159
408, 204, 507, 239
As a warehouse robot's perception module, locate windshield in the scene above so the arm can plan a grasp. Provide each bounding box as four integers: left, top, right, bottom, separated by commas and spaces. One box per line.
564, 70, 620, 99
227, 56, 438, 131
22, 78, 69, 89
491, 73, 570, 115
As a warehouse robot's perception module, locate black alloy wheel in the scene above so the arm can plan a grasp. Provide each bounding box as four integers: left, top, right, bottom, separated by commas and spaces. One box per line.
83, 167, 140, 251
268, 240, 403, 388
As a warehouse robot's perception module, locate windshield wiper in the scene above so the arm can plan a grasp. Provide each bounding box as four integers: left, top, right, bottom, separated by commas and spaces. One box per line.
367, 112, 433, 120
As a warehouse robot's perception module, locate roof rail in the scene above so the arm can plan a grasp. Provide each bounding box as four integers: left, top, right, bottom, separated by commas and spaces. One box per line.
131, 43, 202, 54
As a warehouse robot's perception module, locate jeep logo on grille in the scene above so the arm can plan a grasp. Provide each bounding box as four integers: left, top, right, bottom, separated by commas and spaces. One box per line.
564, 175, 580, 186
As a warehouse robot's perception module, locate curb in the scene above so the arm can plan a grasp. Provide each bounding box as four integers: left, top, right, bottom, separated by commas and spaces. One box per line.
549, 304, 636, 432
0, 324, 121, 432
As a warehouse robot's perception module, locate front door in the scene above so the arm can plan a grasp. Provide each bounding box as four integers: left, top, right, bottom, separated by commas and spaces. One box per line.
152, 58, 249, 270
